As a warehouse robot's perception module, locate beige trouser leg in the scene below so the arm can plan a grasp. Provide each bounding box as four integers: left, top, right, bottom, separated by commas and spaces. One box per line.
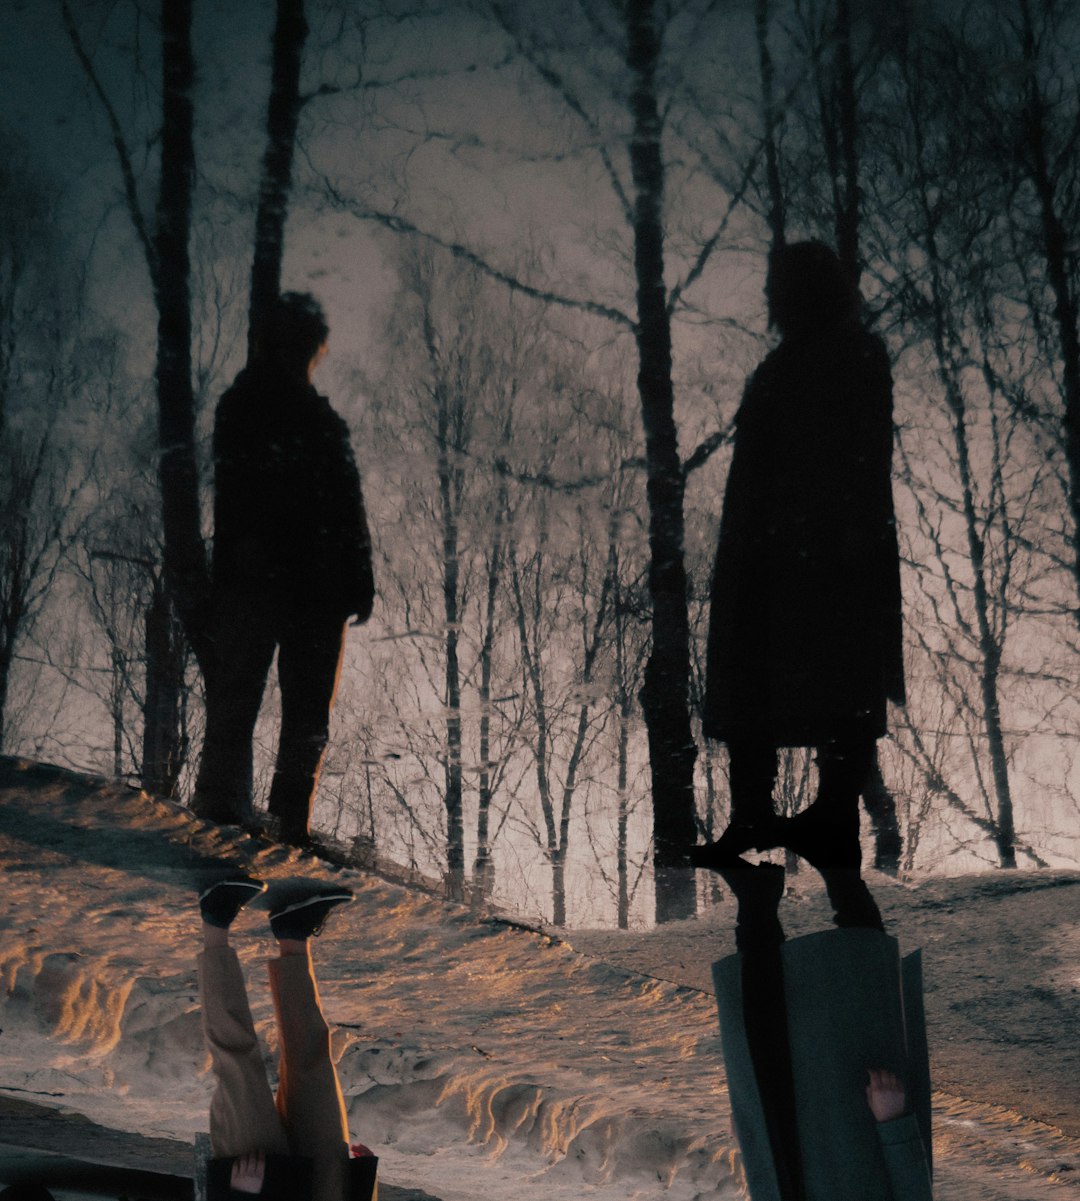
198, 947, 291, 1159
268, 952, 350, 1201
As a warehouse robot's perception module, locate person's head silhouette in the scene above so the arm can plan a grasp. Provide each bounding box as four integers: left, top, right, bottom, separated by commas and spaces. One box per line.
262, 291, 330, 379
766, 240, 860, 337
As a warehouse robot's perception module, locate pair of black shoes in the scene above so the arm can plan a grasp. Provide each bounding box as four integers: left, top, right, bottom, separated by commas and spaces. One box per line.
688, 803, 861, 871
199, 875, 354, 940
690, 806, 883, 932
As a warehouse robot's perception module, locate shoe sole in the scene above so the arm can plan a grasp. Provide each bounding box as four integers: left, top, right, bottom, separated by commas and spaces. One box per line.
199, 879, 267, 903
269, 890, 354, 921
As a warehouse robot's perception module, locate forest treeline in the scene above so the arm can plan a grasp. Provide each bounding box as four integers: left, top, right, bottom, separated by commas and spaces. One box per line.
2, 0, 1079, 926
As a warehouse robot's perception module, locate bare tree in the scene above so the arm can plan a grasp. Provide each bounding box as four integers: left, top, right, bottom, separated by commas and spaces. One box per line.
314, 0, 778, 919
1006, 0, 1080, 624
248, 0, 310, 359
365, 249, 536, 897
876, 15, 1068, 868
584, 459, 652, 927
508, 481, 615, 926
0, 153, 94, 751
65, 0, 339, 818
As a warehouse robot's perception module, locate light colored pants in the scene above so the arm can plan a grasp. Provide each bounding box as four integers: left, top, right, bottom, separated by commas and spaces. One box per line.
198, 947, 349, 1201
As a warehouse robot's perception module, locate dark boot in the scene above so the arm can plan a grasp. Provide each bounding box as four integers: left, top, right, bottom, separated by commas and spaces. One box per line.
198, 874, 267, 928
689, 740, 783, 867
819, 869, 884, 932
781, 803, 861, 870
730, 860, 804, 1200
687, 816, 785, 869
716, 859, 786, 952
779, 809, 883, 931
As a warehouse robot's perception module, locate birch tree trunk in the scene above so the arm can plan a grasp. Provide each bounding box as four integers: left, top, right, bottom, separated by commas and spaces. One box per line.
248, 0, 309, 359
1018, 0, 1080, 628
155, 0, 211, 666
903, 65, 1017, 867
626, 0, 697, 922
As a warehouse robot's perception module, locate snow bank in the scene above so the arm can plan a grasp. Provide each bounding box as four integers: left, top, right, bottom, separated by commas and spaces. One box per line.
0, 760, 743, 1199
6, 758, 1080, 1199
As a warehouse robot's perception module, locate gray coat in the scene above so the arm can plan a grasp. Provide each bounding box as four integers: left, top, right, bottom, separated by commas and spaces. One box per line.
713, 928, 932, 1201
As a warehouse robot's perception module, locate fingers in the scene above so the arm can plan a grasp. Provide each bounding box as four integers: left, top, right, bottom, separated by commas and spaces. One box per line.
229, 1150, 267, 1192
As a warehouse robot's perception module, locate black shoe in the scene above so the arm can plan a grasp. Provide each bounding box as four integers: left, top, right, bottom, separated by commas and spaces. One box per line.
820, 869, 885, 932
716, 859, 786, 951
280, 829, 317, 851
687, 816, 784, 870
779, 804, 861, 870
715, 858, 786, 908
199, 874, 267, 929
269, 887, 354, 941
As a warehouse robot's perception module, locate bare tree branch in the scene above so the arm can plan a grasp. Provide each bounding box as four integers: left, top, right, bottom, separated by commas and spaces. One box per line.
61, 2, 157, 283
318, 172, 637, 329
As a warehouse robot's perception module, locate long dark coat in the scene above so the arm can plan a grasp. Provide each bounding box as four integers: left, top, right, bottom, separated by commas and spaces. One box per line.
212, 366, 375, 623
713, 929, 932, 1201
703, 321, 903, 746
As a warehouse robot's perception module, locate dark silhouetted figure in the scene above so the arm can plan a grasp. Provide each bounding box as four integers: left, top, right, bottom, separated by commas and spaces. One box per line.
711, 860, 932, 1201
693, 241, 903, 927
193, 293, 374, 844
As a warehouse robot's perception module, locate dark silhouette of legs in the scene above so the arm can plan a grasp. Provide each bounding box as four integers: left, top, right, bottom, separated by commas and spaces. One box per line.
729, 739, 780, 825
783, 735, 883, 930
266, 608, 347, 845
689, 741, 780, 867
194, 600, 278, 825
689, 736, 885, 932
719, 861, 805, 1201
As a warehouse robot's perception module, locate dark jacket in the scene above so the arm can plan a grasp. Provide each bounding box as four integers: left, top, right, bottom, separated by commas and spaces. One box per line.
212, 366, 375, 622
713, 929, 932, 1201
703, 321, 904, 745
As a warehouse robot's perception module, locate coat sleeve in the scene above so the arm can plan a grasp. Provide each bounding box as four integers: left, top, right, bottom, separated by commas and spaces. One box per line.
876, 1114, 933, 1200
327, 412, 376, 623
854, 332, 906, 707
211, 388, 256, 581
833, 332, 895, 553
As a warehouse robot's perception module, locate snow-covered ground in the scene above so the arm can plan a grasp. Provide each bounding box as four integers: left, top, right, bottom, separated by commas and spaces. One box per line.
2, 757, 1080, 1199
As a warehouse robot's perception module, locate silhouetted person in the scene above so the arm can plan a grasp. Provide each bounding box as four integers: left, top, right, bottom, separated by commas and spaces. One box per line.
193, 293, 375, 844
693, 241, 903, 926
197, 874, 378, 1201
710, 859, 931, 1201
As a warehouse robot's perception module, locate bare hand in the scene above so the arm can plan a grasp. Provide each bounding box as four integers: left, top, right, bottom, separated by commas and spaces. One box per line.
230, 1150, 266, 1194
865, 1067, 906, 1123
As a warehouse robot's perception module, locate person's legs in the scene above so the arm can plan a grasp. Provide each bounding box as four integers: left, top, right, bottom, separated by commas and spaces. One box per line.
198, 922, 290, 1159
266, 608, 347, 844
729, 739, 780, 826
268, 941, 350, 1201
193, 597, 278, 826
718, 862, 805, 1201
784, 733, 884, 929
689, 742, 779, 868
781, 733, 874, 867
814, 734, 875, 825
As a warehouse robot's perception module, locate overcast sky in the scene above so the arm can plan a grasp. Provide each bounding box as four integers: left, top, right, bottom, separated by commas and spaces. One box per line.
0, 0, 770, 415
